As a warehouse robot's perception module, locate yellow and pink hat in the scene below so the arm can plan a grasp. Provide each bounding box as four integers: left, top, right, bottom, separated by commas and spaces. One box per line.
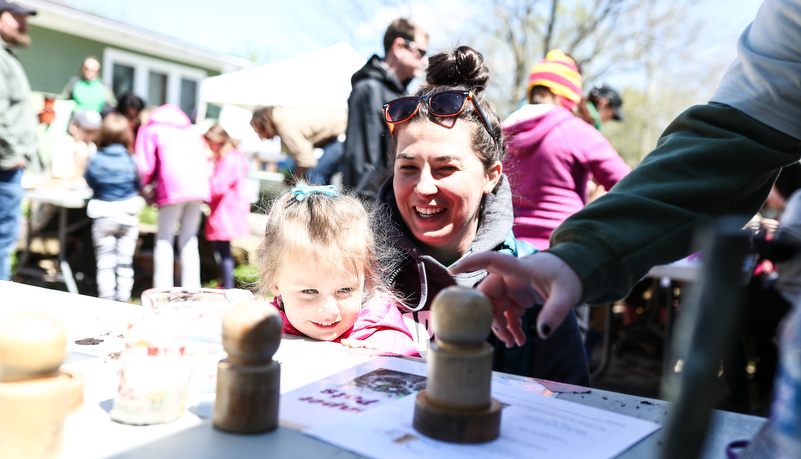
527, 50, 582, 110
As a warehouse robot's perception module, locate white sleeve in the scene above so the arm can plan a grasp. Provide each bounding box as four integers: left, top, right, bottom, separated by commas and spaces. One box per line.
710, 0, 801, 140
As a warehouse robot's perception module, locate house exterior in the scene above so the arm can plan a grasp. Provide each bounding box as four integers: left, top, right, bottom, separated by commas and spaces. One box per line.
14, 0, 252, 118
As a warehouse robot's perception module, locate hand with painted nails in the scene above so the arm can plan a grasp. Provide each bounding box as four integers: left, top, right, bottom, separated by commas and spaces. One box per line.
449, 252, 583, 347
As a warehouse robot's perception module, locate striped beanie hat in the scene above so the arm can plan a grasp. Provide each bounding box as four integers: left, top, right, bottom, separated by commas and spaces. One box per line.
527, 50, 582, 110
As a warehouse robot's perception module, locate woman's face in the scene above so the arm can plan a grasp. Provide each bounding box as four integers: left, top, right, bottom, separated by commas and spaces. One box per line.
270, 254, 363, 341
393, 120, 501, 262
596, 98, 616, 123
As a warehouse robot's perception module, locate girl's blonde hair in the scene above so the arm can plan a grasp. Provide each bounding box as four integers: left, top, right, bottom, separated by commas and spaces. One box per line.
204, 123, 238, 158
256, 188, 400, 308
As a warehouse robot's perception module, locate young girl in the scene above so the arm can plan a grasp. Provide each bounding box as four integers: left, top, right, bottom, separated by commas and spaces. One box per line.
84, 113, 144, 302
204, 124, 250, 289
136, 104, 210, 289
257, 186, 419, 356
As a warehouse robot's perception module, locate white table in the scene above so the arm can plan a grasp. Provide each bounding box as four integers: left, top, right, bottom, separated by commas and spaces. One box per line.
17, 187, 93, 294
0, 281, 767, 459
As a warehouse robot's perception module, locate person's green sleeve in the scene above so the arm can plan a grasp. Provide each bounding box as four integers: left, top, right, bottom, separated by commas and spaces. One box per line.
548, 103, 801, 305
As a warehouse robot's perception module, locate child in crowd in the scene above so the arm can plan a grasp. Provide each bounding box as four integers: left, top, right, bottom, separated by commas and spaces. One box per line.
204, 124, 250, 289
84, 113, 144, 302
136, 104, 210, 289
50, 109, 101, 184
257, 186, 419, 356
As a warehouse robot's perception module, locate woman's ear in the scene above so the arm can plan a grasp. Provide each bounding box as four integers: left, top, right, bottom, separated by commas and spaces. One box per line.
484, 161, 502, 193
270, 285, 280, 297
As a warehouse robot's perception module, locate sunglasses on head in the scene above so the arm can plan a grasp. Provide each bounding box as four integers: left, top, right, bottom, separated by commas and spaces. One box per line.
382, 90, 498, 150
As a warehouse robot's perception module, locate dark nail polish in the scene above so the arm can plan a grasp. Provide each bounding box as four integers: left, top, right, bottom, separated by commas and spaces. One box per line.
540, 324, 551, 338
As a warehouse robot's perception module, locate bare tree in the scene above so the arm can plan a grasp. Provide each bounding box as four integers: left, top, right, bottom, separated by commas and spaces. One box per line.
596, 0, 712, 165
479, 0, 639, 115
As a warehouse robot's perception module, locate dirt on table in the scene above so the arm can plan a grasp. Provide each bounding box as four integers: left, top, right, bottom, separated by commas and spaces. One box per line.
74, 338, 104, 345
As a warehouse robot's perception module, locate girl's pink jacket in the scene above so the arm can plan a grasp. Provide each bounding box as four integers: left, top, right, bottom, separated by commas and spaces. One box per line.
503, 105, 631, 249
205, 148, 251, 241
135, 104, 211, 207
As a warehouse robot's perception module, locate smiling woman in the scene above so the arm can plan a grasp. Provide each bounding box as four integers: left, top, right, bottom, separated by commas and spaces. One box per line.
377, 46, 589, 384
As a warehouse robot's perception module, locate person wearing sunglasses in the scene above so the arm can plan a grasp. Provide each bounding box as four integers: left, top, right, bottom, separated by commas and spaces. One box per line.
376, 46, 589, 385
341, 18, 429, 200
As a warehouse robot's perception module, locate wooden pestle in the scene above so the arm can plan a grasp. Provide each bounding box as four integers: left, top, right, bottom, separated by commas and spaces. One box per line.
413, 286, 502, 443
0, 311, 84, 459
213, 300, 282, 433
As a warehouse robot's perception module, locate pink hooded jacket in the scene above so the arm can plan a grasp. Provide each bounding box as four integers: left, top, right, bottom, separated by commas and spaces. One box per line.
135, 104, 211, 207
503, 105, 631, 250
205, 148, 250, 241
271, 296, 420, 357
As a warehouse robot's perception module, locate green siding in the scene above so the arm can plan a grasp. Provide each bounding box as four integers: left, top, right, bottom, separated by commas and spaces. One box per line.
16, 25, 105, 95
15, 25, 221, 96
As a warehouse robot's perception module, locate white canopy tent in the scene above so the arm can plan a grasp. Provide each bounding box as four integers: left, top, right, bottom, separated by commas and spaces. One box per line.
198, 42, 366, 111
198, 42, 365, 194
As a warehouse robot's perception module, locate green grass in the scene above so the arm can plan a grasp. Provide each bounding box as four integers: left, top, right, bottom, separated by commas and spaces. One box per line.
234, 263, 260, 290
139, 205, 158, 225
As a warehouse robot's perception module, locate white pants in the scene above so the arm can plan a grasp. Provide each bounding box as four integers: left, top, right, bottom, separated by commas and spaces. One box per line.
154, 200, 203, 289
92, 216, 139, 302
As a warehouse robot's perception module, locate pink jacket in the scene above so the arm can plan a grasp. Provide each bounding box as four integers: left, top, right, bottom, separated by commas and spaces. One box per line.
503, 105, 631, 249
135, 104, 210, 207
205, 148, 250, 241
272, 296, 420, 357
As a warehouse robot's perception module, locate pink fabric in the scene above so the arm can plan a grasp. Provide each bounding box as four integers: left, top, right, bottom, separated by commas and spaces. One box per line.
503, 106, 631, 249
205, 148, 250, 241
135, 104, 210, 207
271, 297, 420, 357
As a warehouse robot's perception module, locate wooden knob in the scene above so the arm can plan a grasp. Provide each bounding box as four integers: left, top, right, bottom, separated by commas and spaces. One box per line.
60, 369, 85, 414
431, 287, 493, 344
221, 300, 282, 365
0, 312, 66, 382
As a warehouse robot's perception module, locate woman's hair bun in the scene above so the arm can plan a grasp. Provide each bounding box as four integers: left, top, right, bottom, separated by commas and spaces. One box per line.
425, 46, 489, 92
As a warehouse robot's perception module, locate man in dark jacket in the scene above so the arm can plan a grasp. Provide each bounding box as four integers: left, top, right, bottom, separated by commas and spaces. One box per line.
341, 18, 428, 199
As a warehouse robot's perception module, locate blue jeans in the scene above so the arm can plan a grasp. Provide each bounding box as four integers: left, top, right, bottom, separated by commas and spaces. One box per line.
306, 140, 344, 186
0, 168, 24, 281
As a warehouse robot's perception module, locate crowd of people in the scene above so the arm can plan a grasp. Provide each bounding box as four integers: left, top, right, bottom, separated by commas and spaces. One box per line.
1, 0, 252, 301
3, 0, 801, 415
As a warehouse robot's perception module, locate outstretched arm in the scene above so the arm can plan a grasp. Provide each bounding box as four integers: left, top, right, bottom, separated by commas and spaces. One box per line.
449, 252, 581, 346
453, 103, 799, 346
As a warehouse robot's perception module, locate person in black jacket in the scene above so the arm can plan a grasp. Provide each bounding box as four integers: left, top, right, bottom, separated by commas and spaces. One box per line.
341, 18, 428, 199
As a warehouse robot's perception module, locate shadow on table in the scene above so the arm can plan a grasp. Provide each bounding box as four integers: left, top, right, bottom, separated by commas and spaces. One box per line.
102, 421, 360, 459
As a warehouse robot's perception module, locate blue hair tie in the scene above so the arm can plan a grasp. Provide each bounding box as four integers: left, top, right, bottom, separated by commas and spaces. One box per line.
291, 185, 339, 201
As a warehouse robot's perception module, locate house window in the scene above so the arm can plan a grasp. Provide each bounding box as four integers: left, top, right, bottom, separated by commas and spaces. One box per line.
103, 48, 207, 119
180, 78, 198, 120
148, 71, 168, 106
112, 64, 134, 98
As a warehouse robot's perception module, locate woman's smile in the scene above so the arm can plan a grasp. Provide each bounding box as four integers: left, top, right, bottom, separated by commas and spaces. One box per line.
393, 120, 500, 263
414, 205, 445, 219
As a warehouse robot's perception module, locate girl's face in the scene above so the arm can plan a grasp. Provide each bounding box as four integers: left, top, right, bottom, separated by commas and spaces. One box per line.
270, 255, 363, 341
393, 120, 501, 263
205, 138, 223, 156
